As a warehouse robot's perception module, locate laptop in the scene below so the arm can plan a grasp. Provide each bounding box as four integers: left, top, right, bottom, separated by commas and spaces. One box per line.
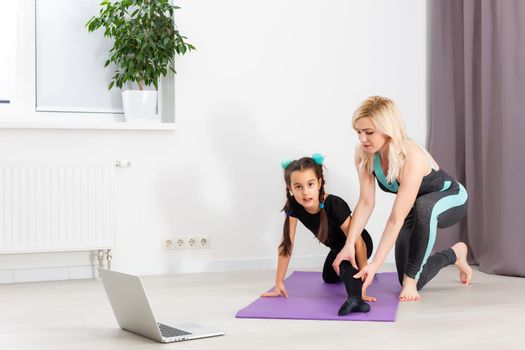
98, 268, 224, 343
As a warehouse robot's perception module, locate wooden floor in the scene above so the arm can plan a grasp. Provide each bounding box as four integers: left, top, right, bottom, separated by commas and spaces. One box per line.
1, 264, 523, 350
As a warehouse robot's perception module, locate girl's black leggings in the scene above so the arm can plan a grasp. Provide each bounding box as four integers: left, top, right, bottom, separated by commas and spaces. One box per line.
322, 229, 373, 299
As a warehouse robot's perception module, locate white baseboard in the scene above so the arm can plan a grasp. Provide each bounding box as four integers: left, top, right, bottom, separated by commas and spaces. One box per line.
0, 255, 326, 284
0, 265, 99, 284
167, 255, 326, 274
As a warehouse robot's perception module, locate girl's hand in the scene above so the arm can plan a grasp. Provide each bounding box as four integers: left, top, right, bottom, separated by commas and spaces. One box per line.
332, 243, 357, 275
362, 288, 377, 302
261, 282, 289, 298
354, 261, 379, 291
362, 294, 377, 302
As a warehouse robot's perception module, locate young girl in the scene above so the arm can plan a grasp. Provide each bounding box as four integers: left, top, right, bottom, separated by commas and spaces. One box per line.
261, 154, 374, 315
332, 96, 472, 301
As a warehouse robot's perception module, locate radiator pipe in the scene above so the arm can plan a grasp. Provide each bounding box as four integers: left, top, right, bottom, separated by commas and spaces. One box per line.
97, 250, 105, 269
106, 249, 112, 270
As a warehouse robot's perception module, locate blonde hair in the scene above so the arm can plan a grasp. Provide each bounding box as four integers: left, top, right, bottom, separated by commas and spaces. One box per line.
351, 96, 407, 183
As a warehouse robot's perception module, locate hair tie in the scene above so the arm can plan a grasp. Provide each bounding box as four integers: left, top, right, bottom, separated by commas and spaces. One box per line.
285, 210, 292, 216
319, 202, 325, 209
281, 159, 292, 169
312, 153, 325, 165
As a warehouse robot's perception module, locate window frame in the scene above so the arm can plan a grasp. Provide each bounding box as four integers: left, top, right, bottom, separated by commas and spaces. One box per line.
0, 0, 175, 130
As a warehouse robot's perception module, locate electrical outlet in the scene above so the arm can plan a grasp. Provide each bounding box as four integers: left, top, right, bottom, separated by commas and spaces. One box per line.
163, 237, 185, 249
186, 236, 209, 249
164, 236, 209, 249
194, 236, 210, 249
164, 239, 173, 248
198, 236, 209, 248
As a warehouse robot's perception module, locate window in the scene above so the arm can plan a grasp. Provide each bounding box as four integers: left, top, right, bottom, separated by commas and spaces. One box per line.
0, 1, 17, 104
0, 0, 175, 129
35, 0, 123, 113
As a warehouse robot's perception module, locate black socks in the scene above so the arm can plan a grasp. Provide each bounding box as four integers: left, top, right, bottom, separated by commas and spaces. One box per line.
338, 297, 370, 316
339, 261, 362, 298
338, 261, 371, 315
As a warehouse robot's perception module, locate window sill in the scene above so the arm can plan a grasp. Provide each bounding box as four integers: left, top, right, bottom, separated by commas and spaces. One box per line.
0, 120, 175, 131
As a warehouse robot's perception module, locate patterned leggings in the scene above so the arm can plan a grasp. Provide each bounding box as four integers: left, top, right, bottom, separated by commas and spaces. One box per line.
395, 181, 468, 290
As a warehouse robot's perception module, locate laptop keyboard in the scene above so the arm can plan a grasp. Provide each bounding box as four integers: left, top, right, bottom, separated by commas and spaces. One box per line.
158, 323, 192, 338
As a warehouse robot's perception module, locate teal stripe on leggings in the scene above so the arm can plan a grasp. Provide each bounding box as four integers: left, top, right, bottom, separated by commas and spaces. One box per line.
415, 182, 468, 279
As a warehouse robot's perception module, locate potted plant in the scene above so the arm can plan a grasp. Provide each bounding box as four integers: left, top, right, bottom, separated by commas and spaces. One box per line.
86, 0, 194, 121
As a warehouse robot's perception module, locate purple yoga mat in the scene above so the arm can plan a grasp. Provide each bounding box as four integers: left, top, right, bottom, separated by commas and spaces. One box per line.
236, 271, 400, 322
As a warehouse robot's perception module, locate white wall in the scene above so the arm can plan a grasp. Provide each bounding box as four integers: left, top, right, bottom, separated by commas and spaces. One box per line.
0, 0, 428, 282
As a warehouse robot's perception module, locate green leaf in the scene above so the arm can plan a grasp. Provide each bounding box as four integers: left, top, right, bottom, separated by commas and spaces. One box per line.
87, 0, 194, 90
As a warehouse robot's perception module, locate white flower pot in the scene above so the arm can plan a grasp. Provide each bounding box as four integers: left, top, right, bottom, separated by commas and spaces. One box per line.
121, 90, 157, 121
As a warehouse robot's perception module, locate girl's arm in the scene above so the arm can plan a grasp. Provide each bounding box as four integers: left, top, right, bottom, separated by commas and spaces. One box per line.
261, 217, 298, 297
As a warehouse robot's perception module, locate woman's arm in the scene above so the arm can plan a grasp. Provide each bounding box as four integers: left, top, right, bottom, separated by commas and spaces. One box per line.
355, 237, 369, 269
346, 165, 376, 247
355, 237, 377, 301
340, 216, 376, 301
355, 145, 427, 288
261, 217, 298, 297
332, 151, 376, 273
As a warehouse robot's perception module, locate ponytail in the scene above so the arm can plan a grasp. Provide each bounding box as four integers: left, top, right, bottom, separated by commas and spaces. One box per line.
279, 190, 293, 256
316, 179, 329, 244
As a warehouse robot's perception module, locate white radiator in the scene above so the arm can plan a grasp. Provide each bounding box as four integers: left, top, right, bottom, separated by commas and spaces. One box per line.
0, 161, 115, 254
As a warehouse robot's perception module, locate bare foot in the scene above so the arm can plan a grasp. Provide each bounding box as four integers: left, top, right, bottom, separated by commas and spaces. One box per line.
451, 242, 473, 285
399, 276, 420, 302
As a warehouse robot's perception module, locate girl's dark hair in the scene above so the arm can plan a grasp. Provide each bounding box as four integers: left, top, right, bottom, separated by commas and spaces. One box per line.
279, 157, 328, 256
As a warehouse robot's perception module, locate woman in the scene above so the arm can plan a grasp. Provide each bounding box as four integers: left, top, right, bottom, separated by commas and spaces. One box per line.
333, 96, 472, 301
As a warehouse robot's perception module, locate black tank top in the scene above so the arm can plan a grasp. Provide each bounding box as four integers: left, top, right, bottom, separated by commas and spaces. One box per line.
288, 194, 351, 252
372, 152, 456, 196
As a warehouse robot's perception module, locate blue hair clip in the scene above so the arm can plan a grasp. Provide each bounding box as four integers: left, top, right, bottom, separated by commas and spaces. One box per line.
312, 153, 325, 165
281, 159, 292, 169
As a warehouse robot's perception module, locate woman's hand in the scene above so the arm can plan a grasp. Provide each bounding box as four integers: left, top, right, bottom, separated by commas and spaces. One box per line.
261, 281, 289, 298
332, 243, 357, 275
354, 261, 379, 291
